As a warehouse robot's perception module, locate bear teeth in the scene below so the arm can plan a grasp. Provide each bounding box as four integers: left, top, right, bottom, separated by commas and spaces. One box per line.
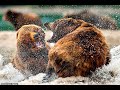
36, 42, 43, 48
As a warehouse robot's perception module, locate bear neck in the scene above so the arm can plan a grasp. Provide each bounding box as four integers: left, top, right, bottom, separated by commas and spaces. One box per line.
17, 42, 48, 62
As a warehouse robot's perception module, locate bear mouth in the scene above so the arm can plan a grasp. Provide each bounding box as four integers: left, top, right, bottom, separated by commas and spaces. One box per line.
35, 41, 45, 48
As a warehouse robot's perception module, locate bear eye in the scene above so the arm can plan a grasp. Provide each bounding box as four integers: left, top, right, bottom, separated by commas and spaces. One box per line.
16, 31, 19, 39
55, 57, 62, 65
34, 29, 38, 32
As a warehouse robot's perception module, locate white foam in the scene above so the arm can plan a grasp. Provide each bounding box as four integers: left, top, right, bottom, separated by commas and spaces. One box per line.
1, 45, 120, 85
19, 73, 46, 85
0, 54, 3, 70
49, 43, 55, 48
0, 63, 25, 84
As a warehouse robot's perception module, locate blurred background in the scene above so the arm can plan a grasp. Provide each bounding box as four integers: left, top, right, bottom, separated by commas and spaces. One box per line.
0, 5, 120, 31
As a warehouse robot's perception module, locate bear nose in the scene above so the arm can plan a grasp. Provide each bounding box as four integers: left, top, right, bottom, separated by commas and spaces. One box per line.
34, 33, 39, 39
30, 32, 40, 41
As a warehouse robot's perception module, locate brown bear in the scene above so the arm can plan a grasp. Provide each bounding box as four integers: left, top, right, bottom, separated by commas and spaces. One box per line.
43, 22, 110, 79
3, 10, 43, 31
64, 10, 118, 30
44, 18, 86, 43
12, 24, 49, 77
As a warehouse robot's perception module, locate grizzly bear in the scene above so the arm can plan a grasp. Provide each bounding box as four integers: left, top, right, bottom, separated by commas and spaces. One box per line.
44, 18, 86, 43
12, 24, 49, 77
43, 22, 110, 79
64, 10, 117, 30
3, 10, 43, 31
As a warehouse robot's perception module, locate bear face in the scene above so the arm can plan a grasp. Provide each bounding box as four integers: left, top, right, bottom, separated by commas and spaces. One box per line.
44, 23, 110, 78
16, 24, 45, 50
3, 10, 43, 31
64, 10, 118, 30
12, 24, 48, 76
44, 18, 85, 43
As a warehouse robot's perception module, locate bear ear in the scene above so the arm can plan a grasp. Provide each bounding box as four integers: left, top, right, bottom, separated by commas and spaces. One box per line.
44, 22, 54, 31
16, 31, 19, 39
6, 10, 14, 16
81, 22, 93, 27
44, 22, 51, 30
6, 10, 12, 14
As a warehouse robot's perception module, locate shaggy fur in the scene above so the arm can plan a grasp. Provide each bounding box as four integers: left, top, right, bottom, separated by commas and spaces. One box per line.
12, 24, 48, 76
44, 22, 110, 79
3, 10, 43, 31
